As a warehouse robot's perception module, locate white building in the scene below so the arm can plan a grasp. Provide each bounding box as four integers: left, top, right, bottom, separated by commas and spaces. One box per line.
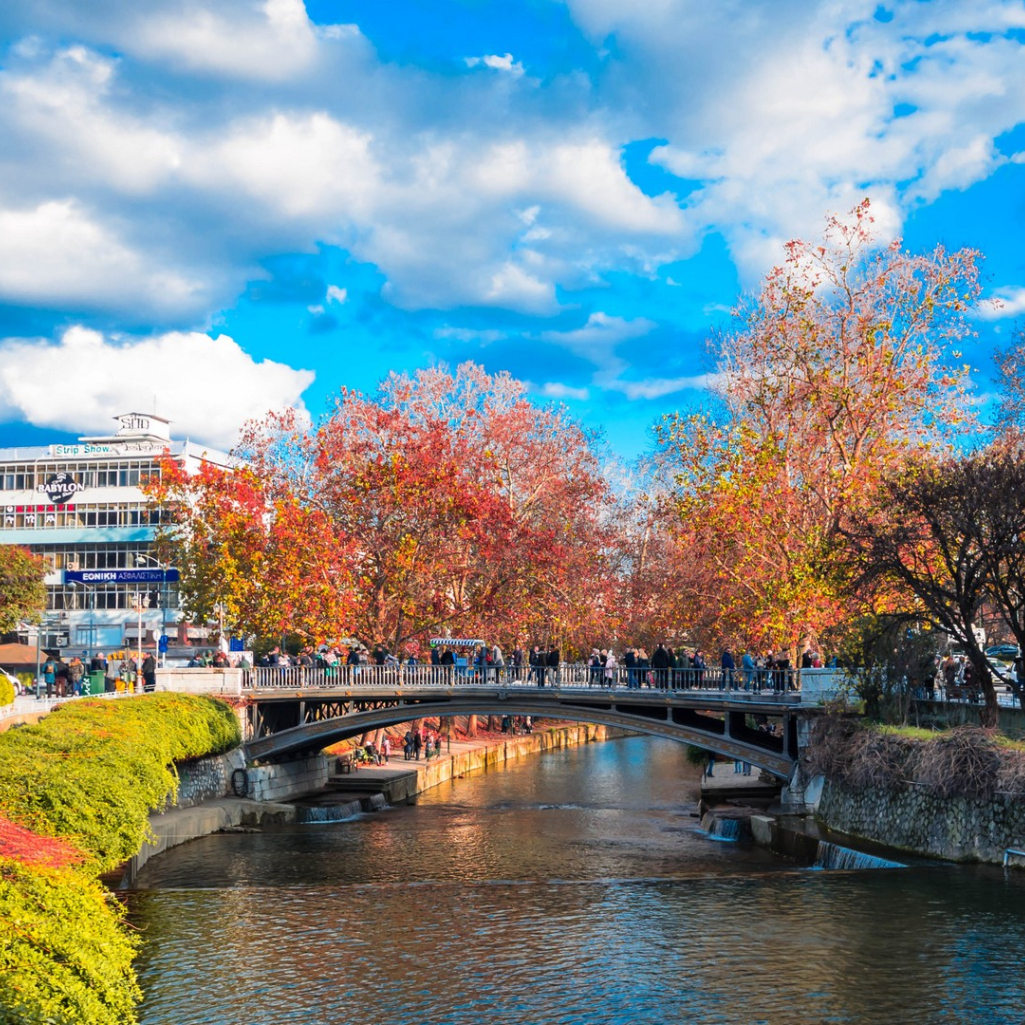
0, 412, 231, 655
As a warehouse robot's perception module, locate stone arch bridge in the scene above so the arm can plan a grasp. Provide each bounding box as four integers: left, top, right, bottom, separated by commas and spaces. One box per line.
238, 667, 845, 780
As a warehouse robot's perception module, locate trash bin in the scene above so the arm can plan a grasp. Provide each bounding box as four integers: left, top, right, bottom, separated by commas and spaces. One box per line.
88, 670, 105, 695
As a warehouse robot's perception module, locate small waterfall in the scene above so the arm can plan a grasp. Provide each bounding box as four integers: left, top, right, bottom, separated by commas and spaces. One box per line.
709, 817, 743, 841
699, 813, 749, 842
361, 793, 388, 812
813, 840, 904, 870
296, 799, 364, 823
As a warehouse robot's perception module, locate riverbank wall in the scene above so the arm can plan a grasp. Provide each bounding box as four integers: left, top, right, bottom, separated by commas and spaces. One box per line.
814, 778, 1025, 864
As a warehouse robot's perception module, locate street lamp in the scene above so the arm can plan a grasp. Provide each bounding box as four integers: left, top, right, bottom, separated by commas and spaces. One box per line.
135, 553, 170, 666
66, 580, 97, 658
132, 592, 150, 671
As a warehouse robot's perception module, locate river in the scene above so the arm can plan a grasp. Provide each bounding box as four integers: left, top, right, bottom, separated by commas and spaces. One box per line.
130, 736, 1025, 1024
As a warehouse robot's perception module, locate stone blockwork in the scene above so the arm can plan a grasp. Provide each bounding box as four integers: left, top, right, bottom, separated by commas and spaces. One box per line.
246, 755, 330, 803
817, 779, 1025, 864
172, 749, 246, 810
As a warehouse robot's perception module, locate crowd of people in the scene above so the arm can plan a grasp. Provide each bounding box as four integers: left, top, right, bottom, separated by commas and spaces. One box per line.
33, 650, 159, 697
250, 640, 834, 693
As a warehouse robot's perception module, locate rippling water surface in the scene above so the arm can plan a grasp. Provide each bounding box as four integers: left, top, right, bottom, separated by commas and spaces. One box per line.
130, 737, 1025, 1025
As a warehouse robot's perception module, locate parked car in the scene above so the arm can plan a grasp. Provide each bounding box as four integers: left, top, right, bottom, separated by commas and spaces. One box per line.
1, 668, 23, 696
985, 644, 1021, 662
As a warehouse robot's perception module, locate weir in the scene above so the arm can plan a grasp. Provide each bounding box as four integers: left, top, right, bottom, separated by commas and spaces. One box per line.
812, 840, 905, 870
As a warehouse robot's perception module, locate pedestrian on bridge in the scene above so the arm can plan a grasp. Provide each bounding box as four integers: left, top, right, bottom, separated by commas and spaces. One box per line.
547, 647, 560, 686
721, 649, 736, 691
604, 650, 618, 686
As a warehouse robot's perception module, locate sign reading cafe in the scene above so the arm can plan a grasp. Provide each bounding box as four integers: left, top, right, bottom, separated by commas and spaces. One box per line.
37, 472, 85, 505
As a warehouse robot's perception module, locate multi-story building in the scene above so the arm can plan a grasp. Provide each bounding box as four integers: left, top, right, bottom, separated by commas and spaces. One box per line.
0, 412, 231, 655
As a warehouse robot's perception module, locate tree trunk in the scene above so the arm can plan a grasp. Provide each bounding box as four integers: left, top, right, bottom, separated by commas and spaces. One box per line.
466, 714, 478, 738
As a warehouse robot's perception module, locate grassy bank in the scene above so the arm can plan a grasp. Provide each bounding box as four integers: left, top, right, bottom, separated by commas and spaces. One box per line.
0, 694, 240, 1025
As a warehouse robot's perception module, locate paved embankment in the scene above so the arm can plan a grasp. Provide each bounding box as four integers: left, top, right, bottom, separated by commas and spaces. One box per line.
126, 798, 296, 881
331, 724, 621, 803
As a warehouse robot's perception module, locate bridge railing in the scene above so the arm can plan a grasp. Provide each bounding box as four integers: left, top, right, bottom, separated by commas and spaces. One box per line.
241, 662, 807, 695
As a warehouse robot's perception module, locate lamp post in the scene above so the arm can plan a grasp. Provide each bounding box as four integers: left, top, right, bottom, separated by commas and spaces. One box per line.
66, 580, 97, 658
135, 554, 170, 666
132, 592, 149, 669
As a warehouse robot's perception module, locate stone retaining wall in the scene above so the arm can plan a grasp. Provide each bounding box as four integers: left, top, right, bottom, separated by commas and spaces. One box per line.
246, 755, 330, 803
171, 749, 246, 810
818, 778, 1025, 863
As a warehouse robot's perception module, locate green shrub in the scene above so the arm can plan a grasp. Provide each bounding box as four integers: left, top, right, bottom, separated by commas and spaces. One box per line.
0, 694, 240, 870
0, 858, 140, 1025
0, 674, 13, 707
0, 693, 241, 1024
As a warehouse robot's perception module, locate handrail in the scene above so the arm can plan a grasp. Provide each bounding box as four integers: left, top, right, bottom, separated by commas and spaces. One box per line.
241, 662, 809, 696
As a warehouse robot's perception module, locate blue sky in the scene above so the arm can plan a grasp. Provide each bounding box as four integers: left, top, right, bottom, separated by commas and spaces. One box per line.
0, 0, 1023, 456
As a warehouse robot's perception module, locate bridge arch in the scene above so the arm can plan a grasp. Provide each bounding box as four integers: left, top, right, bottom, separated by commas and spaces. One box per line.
244, 696, 797, 780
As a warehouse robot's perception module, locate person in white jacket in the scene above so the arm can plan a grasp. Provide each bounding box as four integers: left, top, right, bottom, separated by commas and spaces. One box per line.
604, 650, 618, 688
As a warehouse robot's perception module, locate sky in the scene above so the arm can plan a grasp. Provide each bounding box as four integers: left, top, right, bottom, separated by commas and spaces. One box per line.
0, 0, 1023, 457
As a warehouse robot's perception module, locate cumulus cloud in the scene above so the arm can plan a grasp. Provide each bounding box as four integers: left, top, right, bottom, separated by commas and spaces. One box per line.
536, 381, 590, 401
465, 53, 526, 77
0, 327, 314, 449
0, 200, 204, 315
568, 0, 1025, 281
0, 0, 1022, 348
978, 286, 1025, 320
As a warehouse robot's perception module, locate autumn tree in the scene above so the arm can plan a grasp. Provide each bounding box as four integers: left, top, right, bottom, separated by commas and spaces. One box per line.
165, 363, 616, 652
148, 461, 359, 644
658, 200, 981, 652
842, 456, 1002, 726
994, 330, 1025, 430
0, 546, 46, 634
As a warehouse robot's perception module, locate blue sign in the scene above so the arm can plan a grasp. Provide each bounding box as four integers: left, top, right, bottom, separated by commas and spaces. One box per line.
229, 638, 244, 651
158, 635, 169, 653
65, 568, 180, 584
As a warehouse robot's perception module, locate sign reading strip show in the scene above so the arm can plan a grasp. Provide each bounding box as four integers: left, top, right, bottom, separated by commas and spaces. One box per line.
65, 568, 180, 584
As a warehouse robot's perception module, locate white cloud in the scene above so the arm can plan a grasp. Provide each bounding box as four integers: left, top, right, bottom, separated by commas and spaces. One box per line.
326, 285, 348, 304
0, 0, 1023, 329
568, 0, 1025, 282
536, 382, 590, 401
127, 0, 321, 81
0, 327, 314, 449
978, 286, 1025, 320
465, 53, 526, 77
0, 200, 204, 314
605, 373, 723, 401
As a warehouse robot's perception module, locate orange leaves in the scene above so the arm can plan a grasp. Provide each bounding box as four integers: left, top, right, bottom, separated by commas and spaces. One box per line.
160, 362, 613, 650
656, 201, 983, 654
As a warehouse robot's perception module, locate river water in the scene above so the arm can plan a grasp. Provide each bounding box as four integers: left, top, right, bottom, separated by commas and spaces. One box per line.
130, 736, 1025, 1025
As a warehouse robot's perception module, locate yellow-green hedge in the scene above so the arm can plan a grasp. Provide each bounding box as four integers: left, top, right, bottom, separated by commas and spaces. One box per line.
0, 693, 240, 871
0, 694, 242, 1024
0, 674, 13, 707
0, 859, 140, 1025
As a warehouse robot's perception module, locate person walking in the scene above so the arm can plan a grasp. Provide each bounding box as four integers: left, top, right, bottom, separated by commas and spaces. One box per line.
68, 655, 86, 697
604, 650, 619, 687
742, 649, 756, 691
412, 728, 423, 760
546, 646, 560, 687
142, 651, 157, 692
41, 655, 57, 699
721, 648, 736, 691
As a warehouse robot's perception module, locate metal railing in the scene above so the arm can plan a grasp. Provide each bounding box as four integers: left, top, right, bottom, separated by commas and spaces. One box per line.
242, 662, 805, 695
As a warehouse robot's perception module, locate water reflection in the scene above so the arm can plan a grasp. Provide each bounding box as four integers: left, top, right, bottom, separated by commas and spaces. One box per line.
131, 737, 1025, 1025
